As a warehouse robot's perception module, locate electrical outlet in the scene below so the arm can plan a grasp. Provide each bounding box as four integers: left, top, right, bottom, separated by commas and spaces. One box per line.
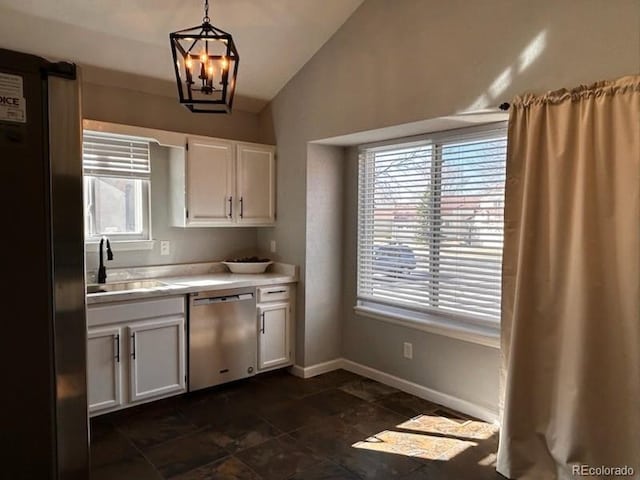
270, 240, 277, 253
403, 342, 413, 359
160, 240, 171, 256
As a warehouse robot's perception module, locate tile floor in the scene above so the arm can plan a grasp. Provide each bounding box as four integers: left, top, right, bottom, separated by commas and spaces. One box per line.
90, 369, 504, 479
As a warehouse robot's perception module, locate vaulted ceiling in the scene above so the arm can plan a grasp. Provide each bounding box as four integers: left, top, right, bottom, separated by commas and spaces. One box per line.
0, 0, 364, 110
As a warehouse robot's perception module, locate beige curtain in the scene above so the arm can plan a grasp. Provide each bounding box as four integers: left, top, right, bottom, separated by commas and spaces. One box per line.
497, 76, 640, 480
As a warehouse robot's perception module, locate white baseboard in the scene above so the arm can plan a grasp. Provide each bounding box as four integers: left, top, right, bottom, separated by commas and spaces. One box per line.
290, 357, 499, 424
340, 359, 499, 424
289, 358, 344, 379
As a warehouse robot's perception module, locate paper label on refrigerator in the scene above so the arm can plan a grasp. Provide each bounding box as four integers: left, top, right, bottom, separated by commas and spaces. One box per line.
0, 73, 27, 123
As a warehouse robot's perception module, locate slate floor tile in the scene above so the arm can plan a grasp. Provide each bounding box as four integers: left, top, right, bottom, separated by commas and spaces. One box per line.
90, 368, 502, 480
179, 393, 255, 428
289, 460, 360, 480
90, 455, 163, 480
144, 428, 229, 478
373, 391, 440, 418
339, 378, 399, 402
306, 370, 363, 389
335, 447, 423, 480
115, 406, 198, 450
172, 456, 263, 480
290, 416, 363, 457
90, 425, 139, 469
304, 389, 368, 416
253, 370, 327, 398
235, 434, 324, 480
257, 397, 329, 432
204, 413, 282, 453
227, 380, 300, 408
335, 402, 406, 437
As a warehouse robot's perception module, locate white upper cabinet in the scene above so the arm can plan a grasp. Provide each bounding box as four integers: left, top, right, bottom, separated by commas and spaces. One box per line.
170, 137, 276, 227
185, 138, 235, 226
236, 143, 276, 225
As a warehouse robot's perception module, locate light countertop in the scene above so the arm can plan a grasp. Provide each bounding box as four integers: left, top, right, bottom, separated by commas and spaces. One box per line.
86, 263, 297, 305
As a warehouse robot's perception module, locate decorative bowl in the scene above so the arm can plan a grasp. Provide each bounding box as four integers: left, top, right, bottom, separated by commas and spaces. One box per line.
222, 261, 273, 274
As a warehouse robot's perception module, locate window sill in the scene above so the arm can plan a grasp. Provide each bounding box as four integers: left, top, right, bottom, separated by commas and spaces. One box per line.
353, 305, 500, 349
85, 240, 155, 252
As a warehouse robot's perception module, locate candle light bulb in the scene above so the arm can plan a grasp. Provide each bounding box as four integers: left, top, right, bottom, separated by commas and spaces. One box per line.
221, 57, 229, 70
185, 57, 192, 72
200, 52, 208, 64
208, 63, 215, 77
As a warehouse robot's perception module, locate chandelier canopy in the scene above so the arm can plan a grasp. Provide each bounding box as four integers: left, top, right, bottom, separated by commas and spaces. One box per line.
169, 0, 239, 113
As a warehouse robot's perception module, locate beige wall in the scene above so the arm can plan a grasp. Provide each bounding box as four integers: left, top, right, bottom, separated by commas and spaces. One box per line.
304, 144, 345, 365
81, 67, 262, 142
258, 0, 640, 411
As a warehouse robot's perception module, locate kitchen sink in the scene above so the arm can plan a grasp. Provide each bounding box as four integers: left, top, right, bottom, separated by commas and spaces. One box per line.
86, 280, 169, 294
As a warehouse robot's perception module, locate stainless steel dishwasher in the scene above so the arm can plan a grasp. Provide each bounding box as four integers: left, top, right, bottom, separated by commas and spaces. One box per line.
189, 288, 257, 391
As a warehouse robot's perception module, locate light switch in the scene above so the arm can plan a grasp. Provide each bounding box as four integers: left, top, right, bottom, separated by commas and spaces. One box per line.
160, 240, 171, 256
270, 240, 277, 253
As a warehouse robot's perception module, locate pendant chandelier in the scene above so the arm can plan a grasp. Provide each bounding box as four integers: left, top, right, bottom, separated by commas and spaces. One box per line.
169, 0, 239, 113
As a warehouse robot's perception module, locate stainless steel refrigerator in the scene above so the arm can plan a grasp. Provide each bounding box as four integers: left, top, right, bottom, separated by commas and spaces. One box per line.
0, 48, 89, 479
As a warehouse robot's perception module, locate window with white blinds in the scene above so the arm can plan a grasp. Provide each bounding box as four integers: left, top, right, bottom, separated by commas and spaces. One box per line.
357, 124, 507, 326
83, 131, 151, 178
82, 131, 152, 241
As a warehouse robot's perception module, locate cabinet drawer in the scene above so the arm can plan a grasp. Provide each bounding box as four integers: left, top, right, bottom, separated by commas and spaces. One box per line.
87, 296, 185, 328
257, 285, 290, 303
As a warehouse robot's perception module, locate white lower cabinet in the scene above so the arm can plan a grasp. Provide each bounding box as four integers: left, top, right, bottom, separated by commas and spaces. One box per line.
257, 285, 293, 371
87, 326, 123, 413
128, 317, 186, 402
87, 296, 186, 415
258, 303, 291, 369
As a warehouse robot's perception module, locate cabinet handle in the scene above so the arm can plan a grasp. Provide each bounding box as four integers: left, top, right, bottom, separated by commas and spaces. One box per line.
115, 334, 120, 363
131, 333, 136, 360
260, 313, 265, 334
240, 197, 244, 218
266, 290, 287, 294
228, 196, 233, 218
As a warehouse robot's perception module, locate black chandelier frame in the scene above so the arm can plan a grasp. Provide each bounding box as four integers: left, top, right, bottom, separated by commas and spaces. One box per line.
169, 2, 239, 114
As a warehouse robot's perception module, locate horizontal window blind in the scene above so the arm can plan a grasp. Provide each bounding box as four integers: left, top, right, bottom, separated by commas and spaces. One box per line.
83, 131, 151, 178
357, 125, 507, 323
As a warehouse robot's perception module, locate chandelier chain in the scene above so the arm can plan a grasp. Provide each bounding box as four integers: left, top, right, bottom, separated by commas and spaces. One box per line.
203, 0, 210, 23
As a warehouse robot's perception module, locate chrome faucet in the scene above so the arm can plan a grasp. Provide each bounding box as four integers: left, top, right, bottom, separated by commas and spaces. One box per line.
97, 236, 114, 284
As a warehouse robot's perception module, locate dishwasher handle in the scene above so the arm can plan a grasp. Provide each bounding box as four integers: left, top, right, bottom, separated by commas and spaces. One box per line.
192, 292, 254, 306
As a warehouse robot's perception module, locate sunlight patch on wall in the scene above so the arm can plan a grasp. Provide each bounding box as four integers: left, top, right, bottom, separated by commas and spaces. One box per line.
488, 67, 513, 99
465, 93, 491, 112
518, 31, 547, 73
460, 29, 548, 113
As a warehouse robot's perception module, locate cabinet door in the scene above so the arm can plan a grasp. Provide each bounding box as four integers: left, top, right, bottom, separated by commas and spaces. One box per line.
236, 144, 275, 225
87, 326, 123, 414
258, 302, 291, 370
128, 317, 186, 403
186, 138, 235, 226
